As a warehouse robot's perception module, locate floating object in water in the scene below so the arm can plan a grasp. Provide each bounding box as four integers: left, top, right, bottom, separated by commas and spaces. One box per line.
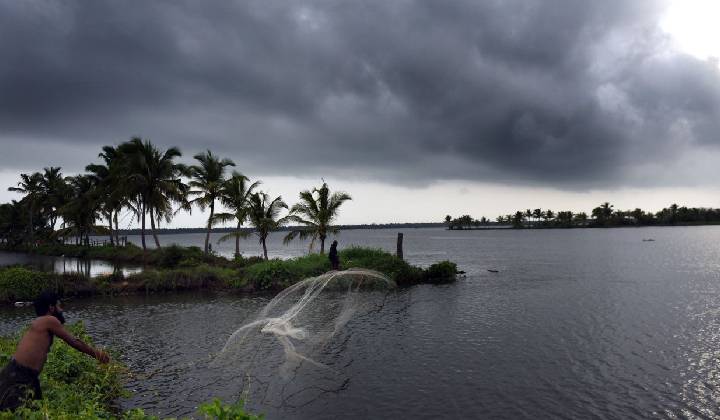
487, 269, 499, 273
14, 301, 32, 307
642, 239, 655, 242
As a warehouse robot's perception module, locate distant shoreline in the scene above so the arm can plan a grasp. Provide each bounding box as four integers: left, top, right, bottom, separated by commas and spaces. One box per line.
113, 222, 448, 236
110, 221, 720, 236
446, 221, 720, 230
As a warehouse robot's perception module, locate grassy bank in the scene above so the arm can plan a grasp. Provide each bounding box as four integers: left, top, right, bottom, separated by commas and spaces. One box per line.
0, 323, 261, 419
1, 243, 248, 269
0, 246, 457, 303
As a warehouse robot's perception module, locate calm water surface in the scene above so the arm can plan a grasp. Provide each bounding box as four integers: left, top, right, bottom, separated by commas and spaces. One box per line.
2, 226, 720, 419
0, 251, 141, 277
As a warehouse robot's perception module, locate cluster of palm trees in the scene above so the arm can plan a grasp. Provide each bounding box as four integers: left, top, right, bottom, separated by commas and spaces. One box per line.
477, 202, 720, 229
1, 138, 352, 259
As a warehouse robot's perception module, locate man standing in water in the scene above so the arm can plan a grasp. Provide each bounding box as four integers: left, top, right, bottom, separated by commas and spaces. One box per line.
0, 291, 110, 411
329, 240, 340, 270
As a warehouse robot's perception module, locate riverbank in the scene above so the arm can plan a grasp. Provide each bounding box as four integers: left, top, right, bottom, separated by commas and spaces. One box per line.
0, 322, 261, 419
0, 245, 458, 303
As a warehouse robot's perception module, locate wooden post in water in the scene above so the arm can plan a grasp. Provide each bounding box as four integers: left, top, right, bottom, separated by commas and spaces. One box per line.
396, 232, 404, 260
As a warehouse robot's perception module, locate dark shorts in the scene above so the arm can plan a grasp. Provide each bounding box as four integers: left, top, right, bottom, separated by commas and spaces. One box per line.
0, 359, 41, 411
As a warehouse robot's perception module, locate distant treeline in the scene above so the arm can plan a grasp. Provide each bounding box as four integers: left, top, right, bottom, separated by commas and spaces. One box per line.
115, 222, 446, 236
446, 203, 720, 229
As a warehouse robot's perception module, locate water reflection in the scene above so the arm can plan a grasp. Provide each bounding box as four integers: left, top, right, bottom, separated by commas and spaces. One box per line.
0, 251, 141, 278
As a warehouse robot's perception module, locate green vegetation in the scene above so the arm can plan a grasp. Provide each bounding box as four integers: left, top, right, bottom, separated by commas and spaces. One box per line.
0, 323, 262, 419
426, 261, 459, 283
447, 202, 720, 229
0, 267, 52, 302
0, 246, 456, 302
244, 247, 456, 290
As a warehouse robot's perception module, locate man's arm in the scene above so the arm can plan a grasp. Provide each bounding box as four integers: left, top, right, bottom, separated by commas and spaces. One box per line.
45, 317, 110, 363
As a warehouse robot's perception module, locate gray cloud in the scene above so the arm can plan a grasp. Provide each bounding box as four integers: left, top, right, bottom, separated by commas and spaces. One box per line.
1, 0, 719, 188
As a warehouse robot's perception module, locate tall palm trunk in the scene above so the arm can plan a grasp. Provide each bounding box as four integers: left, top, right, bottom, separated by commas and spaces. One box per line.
114, 211, 120, 245
262, 235, 268, 260
235, 220, 241, 257
320, 235, 326, 254
140, 202, 147, 251
28, 202, 34, 245
108, 214, 114, 246
150, 209, 161, 248
204, 201, 214, 254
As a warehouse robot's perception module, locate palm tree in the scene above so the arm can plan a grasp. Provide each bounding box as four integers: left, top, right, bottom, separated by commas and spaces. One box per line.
0, 201, 26, 246
8, 172, 44, 244
118, 138, 188, 251
532, 208, 543, 224
247, 192, 288, 260
592, 202, 614, 226
574, 212, 588, 226
188, 150, 235, 254
57, 175, 104, 246
213, 172, 261, 257
284, 182, 352, 254
39, 167, 68, 232
87, 146, 129, 246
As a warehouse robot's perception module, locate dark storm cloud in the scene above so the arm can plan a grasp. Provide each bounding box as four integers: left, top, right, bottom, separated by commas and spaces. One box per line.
1, 0, 719, 187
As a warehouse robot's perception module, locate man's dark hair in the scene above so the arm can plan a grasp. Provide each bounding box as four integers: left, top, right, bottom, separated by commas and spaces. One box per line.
33, 291, 60, 316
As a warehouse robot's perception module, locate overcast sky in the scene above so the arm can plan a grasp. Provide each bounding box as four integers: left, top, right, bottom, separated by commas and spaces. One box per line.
1, 0, 719, 226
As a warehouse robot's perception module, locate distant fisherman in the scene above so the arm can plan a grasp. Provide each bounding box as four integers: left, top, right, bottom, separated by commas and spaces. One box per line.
0, 291, 110, 411
329, 240, 340, 270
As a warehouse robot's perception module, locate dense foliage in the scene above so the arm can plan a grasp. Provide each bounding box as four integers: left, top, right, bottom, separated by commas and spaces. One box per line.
446, 202, 720, 229
0, 267, 52, 302
244, 247, 455, 290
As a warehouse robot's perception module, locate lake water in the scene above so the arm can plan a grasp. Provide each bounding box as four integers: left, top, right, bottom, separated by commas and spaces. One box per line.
0, 251, 142, 278
2, 226, 720, 419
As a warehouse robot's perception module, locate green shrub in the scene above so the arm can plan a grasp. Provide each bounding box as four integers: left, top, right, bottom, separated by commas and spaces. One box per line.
339, 247, 424, 286
243, 247, 436, 289
157, 244, 185, 268
125, 265, 245, 292
426, 260, 458, 283
198, 399, 263, 420
243, 254, 330, 290
0, 267, 53, 302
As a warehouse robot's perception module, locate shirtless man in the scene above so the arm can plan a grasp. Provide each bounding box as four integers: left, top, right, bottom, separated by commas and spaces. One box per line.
0, 291, 110, 411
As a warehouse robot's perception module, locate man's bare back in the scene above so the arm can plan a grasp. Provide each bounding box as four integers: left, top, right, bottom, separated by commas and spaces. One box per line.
13, 315, 109, 372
